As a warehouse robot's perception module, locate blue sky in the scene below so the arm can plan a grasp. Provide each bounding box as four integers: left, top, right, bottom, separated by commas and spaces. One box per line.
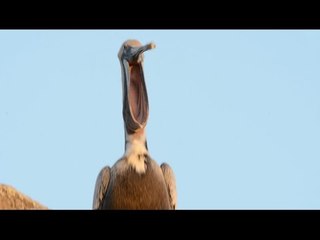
0, 30, 320, 209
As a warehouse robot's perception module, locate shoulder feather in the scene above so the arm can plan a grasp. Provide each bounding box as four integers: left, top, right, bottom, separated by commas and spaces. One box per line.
160, 163, 177, 209
92, 166, 111, 209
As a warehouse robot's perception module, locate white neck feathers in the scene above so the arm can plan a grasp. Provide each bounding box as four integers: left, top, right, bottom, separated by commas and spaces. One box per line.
124, 131, 148, 174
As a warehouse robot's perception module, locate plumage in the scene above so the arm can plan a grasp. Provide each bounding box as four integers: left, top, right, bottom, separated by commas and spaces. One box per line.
92, 166, 110, 209
102, 156, 171, 209
161, 163, 177, 209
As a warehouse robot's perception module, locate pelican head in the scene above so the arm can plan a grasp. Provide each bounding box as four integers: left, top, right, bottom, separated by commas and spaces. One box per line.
118, 40, 156, 137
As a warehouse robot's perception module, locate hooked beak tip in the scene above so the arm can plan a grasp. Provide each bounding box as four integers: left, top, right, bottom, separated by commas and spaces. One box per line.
149, 42, 156, 49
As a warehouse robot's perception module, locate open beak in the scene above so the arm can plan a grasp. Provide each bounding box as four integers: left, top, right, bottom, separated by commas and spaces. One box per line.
119, 41, 156, 134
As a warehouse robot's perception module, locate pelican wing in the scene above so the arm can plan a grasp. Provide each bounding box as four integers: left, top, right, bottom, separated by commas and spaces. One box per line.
160, 163, 177, 209
92, 166, 111, 209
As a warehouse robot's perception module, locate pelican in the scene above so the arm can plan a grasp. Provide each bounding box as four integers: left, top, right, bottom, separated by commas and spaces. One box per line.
92, 40, 177, 209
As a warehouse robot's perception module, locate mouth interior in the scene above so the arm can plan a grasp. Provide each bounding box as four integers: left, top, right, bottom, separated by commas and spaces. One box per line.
129, 62, 148, 125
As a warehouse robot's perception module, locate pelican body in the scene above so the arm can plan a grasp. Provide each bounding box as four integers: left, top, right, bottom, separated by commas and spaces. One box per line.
93, 40, 176, 210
